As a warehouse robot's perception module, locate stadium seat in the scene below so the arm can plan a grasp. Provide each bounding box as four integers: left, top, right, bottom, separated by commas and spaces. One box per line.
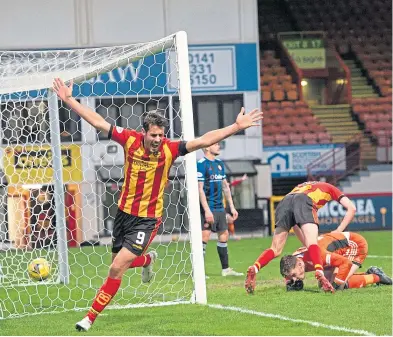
263, 134, 275, 146
289, 133, 303, 145
267, 102, 280, 109
303, 133, 318, 144
262, 88, 272, 102
280, 101, 295, 109
275, 134, 290, 145
273, 89, 285, 101
286, 90, 299, 101
318, 132, 332, 144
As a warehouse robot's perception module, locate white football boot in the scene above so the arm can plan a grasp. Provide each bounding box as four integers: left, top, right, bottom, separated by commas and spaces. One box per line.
222, 267, 244, 277
142, 251, 158, 283
75, 316, 93, 331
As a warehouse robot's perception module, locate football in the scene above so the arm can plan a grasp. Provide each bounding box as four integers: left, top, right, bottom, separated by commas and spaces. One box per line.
27, 258, 51, 281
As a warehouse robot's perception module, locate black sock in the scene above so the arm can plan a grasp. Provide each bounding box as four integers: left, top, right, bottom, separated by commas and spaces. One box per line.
202, 241, 207, 256
217, 241, 229, 269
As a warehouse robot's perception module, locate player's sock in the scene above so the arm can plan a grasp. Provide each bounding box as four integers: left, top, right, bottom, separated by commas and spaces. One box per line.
228, 222, 235, 236
307, 244, 324, 277
217, 241, 229, 269
347, 274, 380, 288
202, 241, 207, 256
253, 248, 275, 273
86, 277, 121, 323
129, 254, 152, 268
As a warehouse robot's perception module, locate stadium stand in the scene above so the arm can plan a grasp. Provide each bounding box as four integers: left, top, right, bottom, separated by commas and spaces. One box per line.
259, 0, 391, 159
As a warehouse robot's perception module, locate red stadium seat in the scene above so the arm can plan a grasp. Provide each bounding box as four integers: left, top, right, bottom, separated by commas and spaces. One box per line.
263, 134, 275, 147
294, 101, 308, 108
280, 101, 294, 109
317, 132, 333, 144
293, 123, 309, 133
286, 90, 299, 101
275, 134, 290, 145
289, 133, 303, 145
303, 133, 318, 144
262, 88, 272, 102
273, 89, 285, 101
377, 113, 391, 123
267, 102, 280, 109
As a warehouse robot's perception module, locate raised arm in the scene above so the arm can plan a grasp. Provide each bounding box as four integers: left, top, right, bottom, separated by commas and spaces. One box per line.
52, 78, 111, 135
185, 108, 263, 153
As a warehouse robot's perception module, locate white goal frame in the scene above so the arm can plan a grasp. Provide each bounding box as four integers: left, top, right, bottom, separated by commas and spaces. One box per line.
0, 31, 206, 319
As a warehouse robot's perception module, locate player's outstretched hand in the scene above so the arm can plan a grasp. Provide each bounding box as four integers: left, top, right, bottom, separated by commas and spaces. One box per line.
235, 107, 263, 130
53, 78, 73, 101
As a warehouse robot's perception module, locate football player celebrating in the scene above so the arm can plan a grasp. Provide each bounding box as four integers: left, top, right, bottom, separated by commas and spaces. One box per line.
53, 78, 263, 331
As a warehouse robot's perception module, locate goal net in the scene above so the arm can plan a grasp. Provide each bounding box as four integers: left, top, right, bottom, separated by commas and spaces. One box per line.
0, 31, 206, 319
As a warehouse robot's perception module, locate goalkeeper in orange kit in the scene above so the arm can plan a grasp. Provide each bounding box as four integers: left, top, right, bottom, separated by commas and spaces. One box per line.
280, 232, 392, 291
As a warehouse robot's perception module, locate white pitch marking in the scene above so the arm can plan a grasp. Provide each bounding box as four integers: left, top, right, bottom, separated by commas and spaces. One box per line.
208, 304, 376, 336
367, 255, 392, 259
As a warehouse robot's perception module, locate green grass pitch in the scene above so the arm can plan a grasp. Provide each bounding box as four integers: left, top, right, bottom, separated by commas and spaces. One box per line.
0, 230, 391, 335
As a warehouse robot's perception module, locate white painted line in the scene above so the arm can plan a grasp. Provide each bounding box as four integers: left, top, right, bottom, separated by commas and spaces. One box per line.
367, 255, 392, 259
208, 304, 376, 336
1, 301, 189, 320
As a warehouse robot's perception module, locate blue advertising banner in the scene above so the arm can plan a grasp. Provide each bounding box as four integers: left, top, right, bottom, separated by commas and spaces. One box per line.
263, 144, 346, 178
318, 193, 392, 232
3, 43, 258, 100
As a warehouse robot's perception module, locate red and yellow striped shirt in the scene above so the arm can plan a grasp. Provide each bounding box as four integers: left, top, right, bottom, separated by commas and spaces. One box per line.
109, 125, 188, 218
289, 181, 345, 209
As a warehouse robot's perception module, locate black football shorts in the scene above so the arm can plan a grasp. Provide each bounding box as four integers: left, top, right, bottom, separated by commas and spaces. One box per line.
275, 193, 319, 232
112, 209, 161, 255
200, 210, 228, 233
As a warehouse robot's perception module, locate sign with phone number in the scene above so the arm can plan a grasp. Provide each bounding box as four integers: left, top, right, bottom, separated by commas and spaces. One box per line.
168, 46, 236, 91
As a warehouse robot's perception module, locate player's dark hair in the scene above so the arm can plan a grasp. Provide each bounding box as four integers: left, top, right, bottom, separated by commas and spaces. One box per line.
143, 110, 168, 131
280, 255, 298, 277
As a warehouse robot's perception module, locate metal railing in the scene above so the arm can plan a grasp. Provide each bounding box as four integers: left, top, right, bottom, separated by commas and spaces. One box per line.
307, 133, 363, 185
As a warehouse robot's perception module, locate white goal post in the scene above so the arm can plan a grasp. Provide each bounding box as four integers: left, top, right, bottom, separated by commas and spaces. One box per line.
0, 31, 206, 319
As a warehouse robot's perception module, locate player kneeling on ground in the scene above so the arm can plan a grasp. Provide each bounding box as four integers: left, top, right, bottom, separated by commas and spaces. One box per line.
281, 231, 392, 291
245, 181, 356, 294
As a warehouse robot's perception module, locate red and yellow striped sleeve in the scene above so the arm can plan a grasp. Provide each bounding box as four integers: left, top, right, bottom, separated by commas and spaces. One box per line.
108, 125, 139, 147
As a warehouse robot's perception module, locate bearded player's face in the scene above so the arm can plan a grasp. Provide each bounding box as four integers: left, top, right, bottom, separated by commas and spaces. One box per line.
143, 125, 165, 154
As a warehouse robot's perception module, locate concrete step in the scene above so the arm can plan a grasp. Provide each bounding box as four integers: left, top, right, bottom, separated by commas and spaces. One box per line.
314, 115, 352, 120
324, 126, 358, 130
332, 134, 361, 140
351, 84, 374, 90
349, 69, 363, 79
314, 112, 352, 116
330, 133, 361, 139
321, 121, 357, 126
351, 77, 369, 83
352, 93, 380, 98
352, 87, 375, 92
312, 106, 352, 111
323, 120, 358, 125
351, 77, 370, 87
